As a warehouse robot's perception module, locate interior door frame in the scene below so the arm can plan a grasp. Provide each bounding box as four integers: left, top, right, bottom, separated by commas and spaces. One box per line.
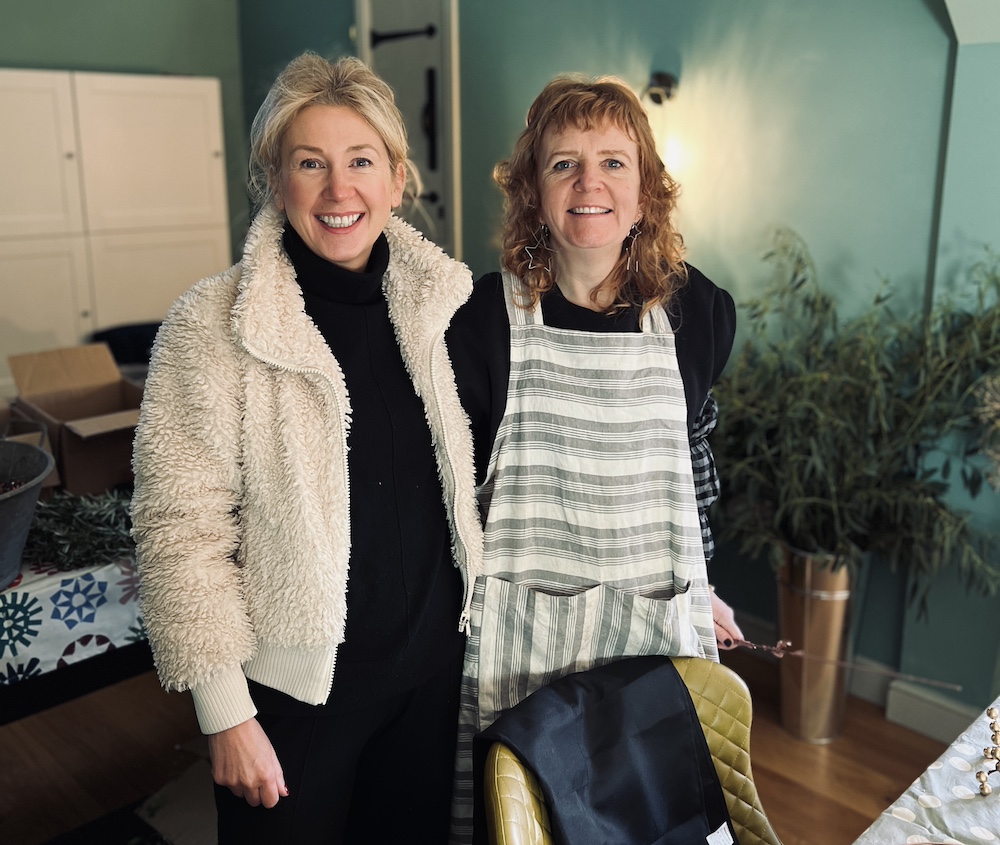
353, 0, 463, 260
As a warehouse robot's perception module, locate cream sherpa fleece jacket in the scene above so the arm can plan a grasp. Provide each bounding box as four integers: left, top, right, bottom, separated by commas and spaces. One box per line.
131, 205, 483, 734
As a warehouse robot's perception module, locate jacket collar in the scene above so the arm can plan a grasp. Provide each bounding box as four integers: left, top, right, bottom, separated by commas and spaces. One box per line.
231, 203, 471, 372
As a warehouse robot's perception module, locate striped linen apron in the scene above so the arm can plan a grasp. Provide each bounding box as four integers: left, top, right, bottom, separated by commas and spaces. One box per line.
449, 271, 716, 843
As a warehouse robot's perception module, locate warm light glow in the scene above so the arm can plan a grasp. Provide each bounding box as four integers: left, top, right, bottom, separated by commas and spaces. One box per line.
662, 134, 687, 177
642, 94, 688, 178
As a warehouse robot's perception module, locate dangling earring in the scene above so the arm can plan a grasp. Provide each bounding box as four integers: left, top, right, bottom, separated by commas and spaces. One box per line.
525, 224, 551, 272
625, 222, 642, 273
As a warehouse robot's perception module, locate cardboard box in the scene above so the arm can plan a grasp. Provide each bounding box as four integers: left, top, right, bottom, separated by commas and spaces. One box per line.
0, 400, 60, 488
7, 344, 142, 495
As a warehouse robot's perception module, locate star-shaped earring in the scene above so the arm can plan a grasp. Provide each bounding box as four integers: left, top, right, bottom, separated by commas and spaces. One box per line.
525, 224, 550, 271
526, 244, 548, 271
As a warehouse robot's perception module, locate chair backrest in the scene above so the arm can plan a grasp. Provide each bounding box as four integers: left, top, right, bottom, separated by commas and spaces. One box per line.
483, 656, 783, 845
671, 656, 783, 845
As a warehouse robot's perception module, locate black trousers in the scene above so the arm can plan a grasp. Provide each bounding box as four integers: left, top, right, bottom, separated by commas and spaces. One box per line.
215, 654, 462, 844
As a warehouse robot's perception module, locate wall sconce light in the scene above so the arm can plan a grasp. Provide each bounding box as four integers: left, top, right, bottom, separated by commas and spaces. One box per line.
645, 71, 678, 105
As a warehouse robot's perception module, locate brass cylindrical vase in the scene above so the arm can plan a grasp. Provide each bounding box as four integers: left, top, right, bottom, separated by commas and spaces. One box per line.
777, 546, 851, 743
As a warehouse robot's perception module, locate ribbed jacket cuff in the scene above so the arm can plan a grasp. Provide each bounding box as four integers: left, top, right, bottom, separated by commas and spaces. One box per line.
191, 665, 257, 735
244, 644, 337, 706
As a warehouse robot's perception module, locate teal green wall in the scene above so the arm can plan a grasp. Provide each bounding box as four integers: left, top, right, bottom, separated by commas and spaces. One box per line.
934, 42, 1000, 279
902, 35, 1000, 709
901, 567, 999, 706
457, 0, 950, 310
899, 452, 1000, 706
238, 0, 355, 171
0, 0, 247, 257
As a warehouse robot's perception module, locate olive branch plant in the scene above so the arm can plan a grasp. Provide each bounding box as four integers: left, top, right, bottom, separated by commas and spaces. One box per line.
976, 374, 1000, 490
711, 228, 1000, 612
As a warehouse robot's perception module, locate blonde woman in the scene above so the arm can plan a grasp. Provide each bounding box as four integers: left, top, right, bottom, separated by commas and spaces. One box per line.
132, 52, 481, 843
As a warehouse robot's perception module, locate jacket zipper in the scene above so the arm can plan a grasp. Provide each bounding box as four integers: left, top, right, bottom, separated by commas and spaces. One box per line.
240, 341, 349, 699
427, 329, 475, 636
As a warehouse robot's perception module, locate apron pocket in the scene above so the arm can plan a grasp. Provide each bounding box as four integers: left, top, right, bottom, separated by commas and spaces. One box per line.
477, 576, 704, 728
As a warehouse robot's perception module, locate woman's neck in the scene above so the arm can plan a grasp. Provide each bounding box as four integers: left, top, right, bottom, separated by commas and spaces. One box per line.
552, 252, 617, 311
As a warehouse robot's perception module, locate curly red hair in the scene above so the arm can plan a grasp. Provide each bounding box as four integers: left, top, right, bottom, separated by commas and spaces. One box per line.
495, 74, 687, 315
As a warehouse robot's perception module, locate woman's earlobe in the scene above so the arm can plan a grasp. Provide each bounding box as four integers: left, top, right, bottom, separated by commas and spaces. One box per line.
270, 167, 284, 211
392, 162, 406, 208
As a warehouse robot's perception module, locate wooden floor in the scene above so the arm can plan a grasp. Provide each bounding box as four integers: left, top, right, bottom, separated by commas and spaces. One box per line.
0, 672, 202, 845
720, 649, 947, 845
0, 654, 947, 845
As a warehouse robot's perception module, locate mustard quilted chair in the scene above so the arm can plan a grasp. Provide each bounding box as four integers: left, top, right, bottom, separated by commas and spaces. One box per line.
483, 656, 783, 845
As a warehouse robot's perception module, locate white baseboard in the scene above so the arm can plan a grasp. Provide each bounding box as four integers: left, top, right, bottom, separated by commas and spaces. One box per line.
885, 680, 982, 745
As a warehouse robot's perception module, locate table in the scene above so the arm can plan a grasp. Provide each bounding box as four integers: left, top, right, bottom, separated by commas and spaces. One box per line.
853, 695, 1000, 844
0, 557, 144, 685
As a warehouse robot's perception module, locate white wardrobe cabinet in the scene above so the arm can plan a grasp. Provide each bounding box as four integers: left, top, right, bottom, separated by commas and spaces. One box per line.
88, 229, 232, 329
0, 236, 91, 357
0, 69, 84, 239
73, 72, 229, 233
0, 68, 231, 395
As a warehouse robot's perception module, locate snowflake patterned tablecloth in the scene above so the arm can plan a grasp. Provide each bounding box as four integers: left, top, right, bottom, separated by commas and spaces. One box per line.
853, 695, 1000, 845
0, 558, 145, 686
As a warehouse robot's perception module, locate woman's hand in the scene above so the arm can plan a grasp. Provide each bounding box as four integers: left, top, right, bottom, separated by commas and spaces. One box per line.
710, 590, 744, 650
208, 717, 289, 808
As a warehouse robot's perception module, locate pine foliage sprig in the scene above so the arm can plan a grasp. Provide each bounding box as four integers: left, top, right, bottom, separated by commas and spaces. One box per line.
22, 489, 134, 571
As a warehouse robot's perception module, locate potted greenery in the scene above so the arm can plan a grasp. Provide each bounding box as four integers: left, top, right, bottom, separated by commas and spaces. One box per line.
976, 374, 1000, 489
711, 228, 1000, 740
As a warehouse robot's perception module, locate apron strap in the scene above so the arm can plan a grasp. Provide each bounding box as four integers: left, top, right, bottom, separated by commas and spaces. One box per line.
645, 302, 671, 334
500, 270, 540, 326
501, 269, 673, 335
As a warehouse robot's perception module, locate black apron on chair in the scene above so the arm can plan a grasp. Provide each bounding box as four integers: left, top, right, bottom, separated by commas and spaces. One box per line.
474, 656, 736, 845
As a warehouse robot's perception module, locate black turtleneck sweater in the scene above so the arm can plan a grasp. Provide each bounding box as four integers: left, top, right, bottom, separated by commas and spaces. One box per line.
256, 225, 464, 714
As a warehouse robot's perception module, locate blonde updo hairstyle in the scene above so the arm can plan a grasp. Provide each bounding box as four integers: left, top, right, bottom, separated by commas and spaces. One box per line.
248, 51, 418, 212
495, 74, 687, 315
